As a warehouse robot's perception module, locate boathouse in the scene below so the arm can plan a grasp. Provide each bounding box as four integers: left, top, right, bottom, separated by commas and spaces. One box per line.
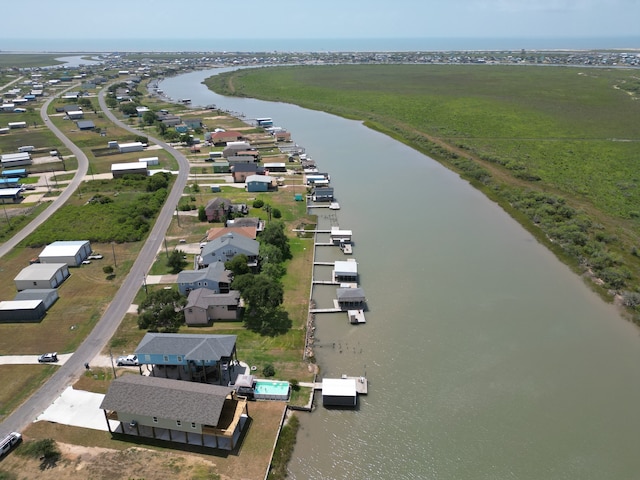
322, 378, 357, 407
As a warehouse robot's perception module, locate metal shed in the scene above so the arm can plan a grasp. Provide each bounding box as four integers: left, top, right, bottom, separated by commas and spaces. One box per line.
14, 263, 70, 291
0, 300, 46, 323
39, 240, 91, 267
14, 288, 59, 310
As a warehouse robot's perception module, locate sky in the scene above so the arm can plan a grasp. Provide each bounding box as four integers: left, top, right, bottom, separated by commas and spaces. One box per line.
2, 0, 639, 51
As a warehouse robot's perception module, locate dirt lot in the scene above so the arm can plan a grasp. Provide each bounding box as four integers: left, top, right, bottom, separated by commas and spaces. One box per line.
1, 401, 287, 480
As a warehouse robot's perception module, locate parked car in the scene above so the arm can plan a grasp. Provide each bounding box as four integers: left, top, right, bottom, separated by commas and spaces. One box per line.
87, 254, 103, 260
81, 260, 91, 265
0, 432, 22, 457
116, 355, 139, 366
38, 352, 58, 363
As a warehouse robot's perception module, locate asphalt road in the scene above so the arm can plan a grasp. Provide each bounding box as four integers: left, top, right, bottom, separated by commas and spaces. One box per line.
0, 84, 89, 259
0, 83, 190, 436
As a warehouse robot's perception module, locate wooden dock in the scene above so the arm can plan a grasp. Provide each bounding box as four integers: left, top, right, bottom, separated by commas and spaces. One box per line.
310, 307, 342, 313
348, 309, 366, 324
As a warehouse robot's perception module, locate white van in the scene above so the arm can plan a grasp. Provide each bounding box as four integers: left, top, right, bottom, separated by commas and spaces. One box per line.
18, 145, 34, 153
0, 432, 21, 457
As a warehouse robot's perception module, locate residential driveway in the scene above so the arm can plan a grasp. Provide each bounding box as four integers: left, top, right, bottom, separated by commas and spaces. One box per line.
35, 386, 118, 432
0, 353, 73, 365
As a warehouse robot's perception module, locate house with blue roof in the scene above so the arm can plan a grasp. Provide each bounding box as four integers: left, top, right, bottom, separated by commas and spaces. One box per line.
176, 262, 231, 296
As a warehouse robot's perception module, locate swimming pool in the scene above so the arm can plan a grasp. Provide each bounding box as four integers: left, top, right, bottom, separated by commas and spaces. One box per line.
253, 380, 290, 401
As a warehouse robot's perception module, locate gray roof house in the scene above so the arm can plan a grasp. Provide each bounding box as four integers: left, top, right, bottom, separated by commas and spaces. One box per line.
198, 233, 259, 269
183, 289, 242, 326
100, 375, 249, 451
177, 262, 231, 296
135, 333, 238, 384
204, 197, 233, 222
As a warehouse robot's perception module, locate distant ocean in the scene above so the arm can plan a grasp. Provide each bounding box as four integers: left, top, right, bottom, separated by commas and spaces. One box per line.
1, 37, 639, 53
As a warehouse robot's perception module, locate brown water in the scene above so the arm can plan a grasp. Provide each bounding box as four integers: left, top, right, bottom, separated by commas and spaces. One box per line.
162, 70, 640, 479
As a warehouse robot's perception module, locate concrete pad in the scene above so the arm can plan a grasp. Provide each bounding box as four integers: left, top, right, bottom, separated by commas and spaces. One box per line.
0, 353, 73, 365
35, 386, 118, 432
127, 304, 138, 314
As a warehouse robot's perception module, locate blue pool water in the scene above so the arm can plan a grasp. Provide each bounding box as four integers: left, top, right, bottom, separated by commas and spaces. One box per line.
254, 380, 290, 396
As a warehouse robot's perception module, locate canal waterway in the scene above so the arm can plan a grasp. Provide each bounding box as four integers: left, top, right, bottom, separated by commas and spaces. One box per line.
159, 69, 640, 479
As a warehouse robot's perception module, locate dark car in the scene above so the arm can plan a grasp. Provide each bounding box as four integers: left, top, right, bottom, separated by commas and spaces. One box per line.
38, 352, 58, 363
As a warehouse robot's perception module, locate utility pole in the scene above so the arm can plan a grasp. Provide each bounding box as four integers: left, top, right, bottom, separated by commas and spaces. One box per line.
176, 206, 181, 227
164, 237, 169, 258
2, 202, 11, 228
109, 349, 117, 379
111, 242, 117, 267
143, 275, 148, 295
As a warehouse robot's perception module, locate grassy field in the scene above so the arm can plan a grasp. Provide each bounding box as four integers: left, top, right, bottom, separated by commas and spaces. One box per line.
0, 54, 66, 68
208, 64, 640, 317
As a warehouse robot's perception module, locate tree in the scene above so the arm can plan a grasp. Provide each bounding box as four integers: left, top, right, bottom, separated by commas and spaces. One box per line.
225, 254, 250, 276
263, 363, 276, 377
142, 110, 157, 125
232, 273, 283, 311
261, 220, 291, 260
244, 306, 292, 336
198, 205, 207, 222
253, 199, 264, 209
167, 249, 187, 274
137, 288, 186, 332
120, 103, 138, 116
272, 208, 282, 219
103, 265, 114, 275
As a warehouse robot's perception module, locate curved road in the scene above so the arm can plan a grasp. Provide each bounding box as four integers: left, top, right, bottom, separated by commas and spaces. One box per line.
0, 84, 89, 258
0, 82, 190, 435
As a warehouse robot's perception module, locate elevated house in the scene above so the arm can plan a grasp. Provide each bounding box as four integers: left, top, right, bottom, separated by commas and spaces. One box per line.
204, 197, 233, 222
134, 333, 238, 384
198, 233, 259, 270
183, 289, 242, 326
100, 375, 249, 451
177, 262, 231, 296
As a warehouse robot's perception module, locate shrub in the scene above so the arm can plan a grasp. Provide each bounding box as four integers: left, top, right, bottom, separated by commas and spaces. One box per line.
253, 199, 264, 208
263, 363, 276, 377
